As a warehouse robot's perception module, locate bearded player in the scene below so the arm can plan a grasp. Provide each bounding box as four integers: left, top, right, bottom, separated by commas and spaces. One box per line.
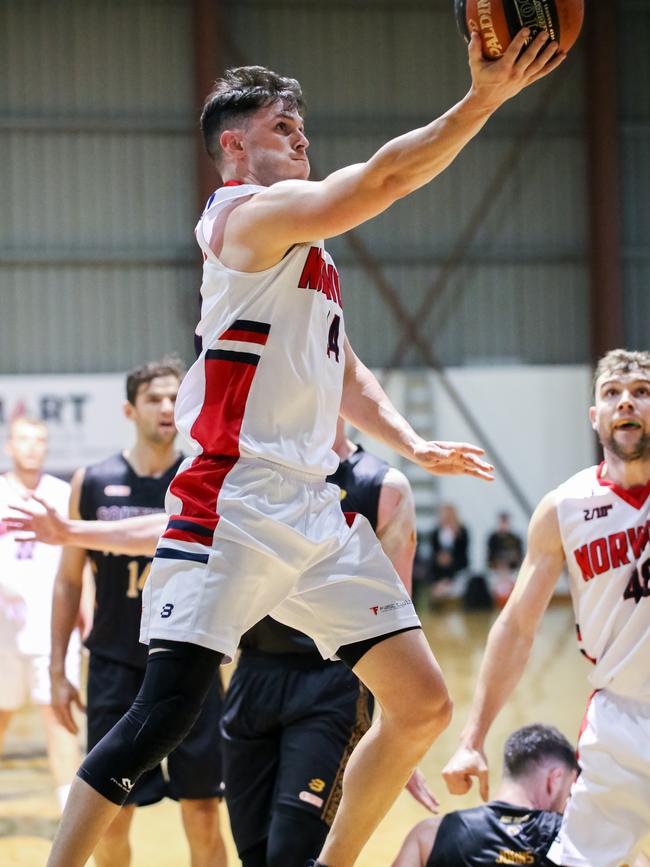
443, 349, 650, 867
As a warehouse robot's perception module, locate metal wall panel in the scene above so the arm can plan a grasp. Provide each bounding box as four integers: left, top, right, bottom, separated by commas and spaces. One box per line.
1, 0, 193, 115
0, 0, 197, 374
1, 265, 197, 374
222, 0, 589, 367
4, 1, 643, 374
341, 262, 589, 369
620, 0, 650, 348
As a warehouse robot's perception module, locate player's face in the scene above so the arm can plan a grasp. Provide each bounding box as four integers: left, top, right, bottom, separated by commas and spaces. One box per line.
591, 369, 650, 462
5, 421, 48, 473
128, 376, 179, 445
241, 102, 310, 184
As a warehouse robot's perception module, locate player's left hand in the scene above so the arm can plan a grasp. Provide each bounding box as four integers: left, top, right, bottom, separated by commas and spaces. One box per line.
405, 768, 440, 813
411, 440, 494, 481
2, 495, 70, 545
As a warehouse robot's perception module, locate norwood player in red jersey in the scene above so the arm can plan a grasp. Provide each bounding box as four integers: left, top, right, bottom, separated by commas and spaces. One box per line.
443, 349, 650, 867
46, 28, 564, 867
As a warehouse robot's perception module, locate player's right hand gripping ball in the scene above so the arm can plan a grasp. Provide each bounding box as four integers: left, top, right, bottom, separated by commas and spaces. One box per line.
454, 0, 584, 59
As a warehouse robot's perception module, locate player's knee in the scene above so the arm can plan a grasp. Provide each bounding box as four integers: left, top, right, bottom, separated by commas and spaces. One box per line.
181, 797, 221, 842
130, 693, 203, 763
417, 689, 453, 740
390, 686, 452, 747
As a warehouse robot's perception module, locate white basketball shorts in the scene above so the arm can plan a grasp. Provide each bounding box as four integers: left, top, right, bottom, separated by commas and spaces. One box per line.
547, 689, 650, 867
140, 456, 420, 662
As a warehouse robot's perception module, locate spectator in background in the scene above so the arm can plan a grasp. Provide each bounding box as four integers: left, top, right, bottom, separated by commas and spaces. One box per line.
428, 504, 469, 603
486, 512, 523, 607
0, 418, 81, 812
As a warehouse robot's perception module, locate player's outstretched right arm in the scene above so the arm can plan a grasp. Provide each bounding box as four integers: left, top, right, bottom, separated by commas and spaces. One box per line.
442, 491, 565, 801
50, 469, 88, 735
5, 497, 164, 558
227, 29, 565, 267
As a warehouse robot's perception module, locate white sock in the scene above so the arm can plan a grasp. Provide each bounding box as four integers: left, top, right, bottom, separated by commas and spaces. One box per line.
56, 783, 71, 812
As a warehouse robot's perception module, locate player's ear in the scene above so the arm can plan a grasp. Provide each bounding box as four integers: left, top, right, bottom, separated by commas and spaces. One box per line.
123, 400, 135, 421
588, 405, 597, 430
546, 765, 563, 801
220, 128, 245, 159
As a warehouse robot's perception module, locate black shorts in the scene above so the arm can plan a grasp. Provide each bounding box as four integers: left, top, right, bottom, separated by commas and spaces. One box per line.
87, 653, 224, 806
221, 650, 373, 855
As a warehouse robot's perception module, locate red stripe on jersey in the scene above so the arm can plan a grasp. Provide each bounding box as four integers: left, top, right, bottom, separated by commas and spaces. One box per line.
219, 328, 268, 345
169, 455, 237, 521
190, 355, 258, 455
597, 461, 650, 509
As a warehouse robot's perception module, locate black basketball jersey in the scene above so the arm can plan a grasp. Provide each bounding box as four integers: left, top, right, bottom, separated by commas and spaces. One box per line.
239, 445, 390, 656
427, 801, 562, 867
79, 452, 183, 669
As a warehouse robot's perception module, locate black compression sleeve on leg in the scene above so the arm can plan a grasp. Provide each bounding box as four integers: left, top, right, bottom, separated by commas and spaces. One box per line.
266, 806, 330, 867
240, 840, 267, 867
336, 625, 421, 670
78, 640, 222, 804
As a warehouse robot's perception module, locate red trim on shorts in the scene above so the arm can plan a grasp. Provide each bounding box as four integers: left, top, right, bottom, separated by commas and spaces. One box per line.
343, 511, 358, 528
161, 515, 220, 546
190, 354, 258, 455
223, 180, 244, 186
597, 462, 650, 509
576, 689, 599, 762
169, 455, 237, 522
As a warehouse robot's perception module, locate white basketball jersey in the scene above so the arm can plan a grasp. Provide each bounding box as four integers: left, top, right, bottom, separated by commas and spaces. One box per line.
555, 464, 650, 699
175, 183, 345, 477
0, 473, 75, 656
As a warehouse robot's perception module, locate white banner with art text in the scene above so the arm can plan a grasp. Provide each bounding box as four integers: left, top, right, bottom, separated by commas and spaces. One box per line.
0, 374, 133, 476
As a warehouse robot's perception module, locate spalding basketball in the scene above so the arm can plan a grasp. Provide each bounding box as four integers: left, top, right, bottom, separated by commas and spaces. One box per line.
454, 0, 584, 59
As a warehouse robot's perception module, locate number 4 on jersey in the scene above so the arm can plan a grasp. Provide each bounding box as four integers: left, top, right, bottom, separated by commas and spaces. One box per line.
623, 560, 650, 604
327, 314, 341, 363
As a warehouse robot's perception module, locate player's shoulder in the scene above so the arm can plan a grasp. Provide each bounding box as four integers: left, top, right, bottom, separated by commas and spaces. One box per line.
350, 444, 390, 477
552, 465, 602, 504
199, 183, 267, 222
39, 473, 71, 497
83, 452, 128, 483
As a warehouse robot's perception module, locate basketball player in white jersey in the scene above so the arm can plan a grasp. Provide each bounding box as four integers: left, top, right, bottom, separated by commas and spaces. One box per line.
0, 418, 81, 812
46, 29, 565, 867
443, 349, 650, 867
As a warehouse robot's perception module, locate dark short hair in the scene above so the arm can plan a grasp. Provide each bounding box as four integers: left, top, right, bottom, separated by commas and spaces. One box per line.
200, 65, 305, 163
503, 724, 578, 779
593, 349, 650, 395
126, 357, 185, 405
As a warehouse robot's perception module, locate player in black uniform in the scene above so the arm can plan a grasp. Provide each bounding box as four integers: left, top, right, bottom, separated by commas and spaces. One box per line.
49, 360, 228, 867
391, 725, 578, 867
221, 418, 435, 867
